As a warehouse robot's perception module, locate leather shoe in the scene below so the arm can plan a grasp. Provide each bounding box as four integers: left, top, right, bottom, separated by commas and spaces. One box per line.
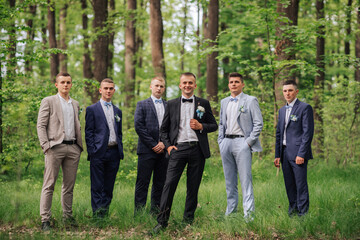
41, 221, 51, 231
149, 223, 166, 235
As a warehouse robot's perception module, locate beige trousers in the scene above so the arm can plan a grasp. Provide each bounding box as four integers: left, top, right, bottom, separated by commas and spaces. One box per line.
40, 144, 81, 222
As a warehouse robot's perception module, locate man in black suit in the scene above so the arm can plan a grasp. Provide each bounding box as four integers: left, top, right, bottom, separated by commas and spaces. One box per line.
152, 72, 218, 233
134, 76, 168, 215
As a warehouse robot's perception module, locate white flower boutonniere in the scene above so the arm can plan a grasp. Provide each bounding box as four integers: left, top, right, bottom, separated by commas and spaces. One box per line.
115, 114, 121, 122
239, 105, 245, 113
196, 106, 205, 119
290, 115, 297, 122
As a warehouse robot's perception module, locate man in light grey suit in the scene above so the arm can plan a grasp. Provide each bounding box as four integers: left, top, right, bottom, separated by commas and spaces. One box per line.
218, 72, 263, 220
37, 72, 83, 231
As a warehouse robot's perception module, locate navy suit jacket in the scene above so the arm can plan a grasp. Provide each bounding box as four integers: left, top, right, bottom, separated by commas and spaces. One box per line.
85, 101, 124, 161
275, 99, 314, 161
134, 97, 167, 155
160, 96, 218, 159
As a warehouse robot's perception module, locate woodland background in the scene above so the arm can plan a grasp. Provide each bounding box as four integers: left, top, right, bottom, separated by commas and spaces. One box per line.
0, 0, 359, 239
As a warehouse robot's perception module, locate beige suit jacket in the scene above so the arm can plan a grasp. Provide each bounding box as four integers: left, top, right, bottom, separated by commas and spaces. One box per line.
37, 95, 83, 153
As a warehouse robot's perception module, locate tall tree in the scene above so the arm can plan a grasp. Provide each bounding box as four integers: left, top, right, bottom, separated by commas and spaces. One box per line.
149, 0, 166, 82
59, 3, 68, 72
47, 0, 59, 82
25, 5, 37, 75
124, 0, 137, 108
274, 0, 299, 109
108, 0, 115, 77
196, 0, 204, 98
92, 0, 109, 101
352, 2, 360, 130
313, 0, 325, 158
206, 0, 219, 102
180, 0, 188, 72
345, 0, 352, 57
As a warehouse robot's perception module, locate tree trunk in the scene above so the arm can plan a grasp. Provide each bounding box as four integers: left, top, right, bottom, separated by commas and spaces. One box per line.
351, 2, 360, 131
92, 0, 109, 102
149, 0, 166, 84
313, 0, 325, 158
221, 22, 230, 93
108, 0, 115, 78
40, 7, 47, 77
25, 5, 37, 75
345, 0, 352, 57
125, 0, 137, 108
274, 0, 299, 110
48, 0, 59, 82
59, 3, 68, 73
197, 5, 207, 98
206, 0, 219, 103
181, 0, 188, 72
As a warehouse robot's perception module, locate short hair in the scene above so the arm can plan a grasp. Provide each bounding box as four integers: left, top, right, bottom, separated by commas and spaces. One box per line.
151, 76, 165, 85
283, 80, 298, 89
100, 78, 114, 85
228, 72, 244, 83
56, 72, 72, 82
180, 72, 196, 81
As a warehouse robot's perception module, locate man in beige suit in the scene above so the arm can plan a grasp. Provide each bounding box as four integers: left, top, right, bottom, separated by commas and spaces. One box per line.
37, 72, 83, 231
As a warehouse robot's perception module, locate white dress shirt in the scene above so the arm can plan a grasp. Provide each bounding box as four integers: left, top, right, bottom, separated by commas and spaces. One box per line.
58, 94, 75, 141
151, 95, 165, 127
100, 99, 117, 146
177, 95, 198, 143
283, 98, 297, 145
225, 93, 245, 136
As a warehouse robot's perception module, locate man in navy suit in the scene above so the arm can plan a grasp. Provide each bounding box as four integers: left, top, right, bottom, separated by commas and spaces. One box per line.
152, 72, 218, 234
274, 80, 314, 217
85, 78, 124, 218
134, 76, 168, 215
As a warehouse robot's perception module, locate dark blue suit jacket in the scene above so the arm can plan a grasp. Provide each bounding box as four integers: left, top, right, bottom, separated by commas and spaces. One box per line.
134, 97, 167, 155
85, 101, 124, 161
275, 99, 314, 161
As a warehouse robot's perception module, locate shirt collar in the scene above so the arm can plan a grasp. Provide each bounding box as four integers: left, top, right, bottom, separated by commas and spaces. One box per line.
230, 92, 243, 100
181, 95, 194, 100
100, 98, 112, 106
287, 98, 297, 107
57, 93, 72, 103
151, 95, 162, 102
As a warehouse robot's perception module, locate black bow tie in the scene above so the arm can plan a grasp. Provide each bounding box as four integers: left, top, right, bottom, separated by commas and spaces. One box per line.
182, 98, 193, 103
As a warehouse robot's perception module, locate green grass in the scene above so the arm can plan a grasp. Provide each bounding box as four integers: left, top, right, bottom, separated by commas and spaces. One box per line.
0, 154, 359, 239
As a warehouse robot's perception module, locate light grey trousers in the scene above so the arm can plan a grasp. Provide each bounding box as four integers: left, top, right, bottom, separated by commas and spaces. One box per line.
219, 137, 254, 217
40, 144, 81, 222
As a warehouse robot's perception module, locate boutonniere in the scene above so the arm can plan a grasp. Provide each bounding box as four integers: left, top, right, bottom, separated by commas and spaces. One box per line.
196, 106, 205, 119
239, 105, 245, 113
115, 114, 121, 122
290, 115, 297, 122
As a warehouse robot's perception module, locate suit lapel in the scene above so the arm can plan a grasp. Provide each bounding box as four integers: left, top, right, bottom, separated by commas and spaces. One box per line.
148, 97, 158, 122
194, 96, 199, 119
236, 93, 247, 119
54, 96, 64, 129
96, 101, 109, 129
285, 99, 300, 129
175, 97, 181, 125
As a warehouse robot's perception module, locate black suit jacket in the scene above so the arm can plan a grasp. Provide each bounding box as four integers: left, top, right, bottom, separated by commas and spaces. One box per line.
160, 96, 218, 159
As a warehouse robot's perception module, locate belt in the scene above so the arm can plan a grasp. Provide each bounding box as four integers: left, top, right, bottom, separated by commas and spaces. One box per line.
62, 140, 76, 145
225, 134, 244, 139
107, 145, 118, 149
176, 141, 198, 147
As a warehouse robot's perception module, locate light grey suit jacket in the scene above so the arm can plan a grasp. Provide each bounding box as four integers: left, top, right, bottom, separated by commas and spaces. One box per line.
37, 95, 83, 154
218, 92, 263, 152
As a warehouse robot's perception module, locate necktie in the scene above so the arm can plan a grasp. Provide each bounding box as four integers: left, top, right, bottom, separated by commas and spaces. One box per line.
285, 105, 292, 109
155, 99, 162, 104
104, 102, 112, 108
182, 98, 193, 103
230, 97, 238, 102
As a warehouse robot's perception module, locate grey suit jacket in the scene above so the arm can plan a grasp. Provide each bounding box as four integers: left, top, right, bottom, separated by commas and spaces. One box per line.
218, 92, 263, 152
37, 95, 83, 153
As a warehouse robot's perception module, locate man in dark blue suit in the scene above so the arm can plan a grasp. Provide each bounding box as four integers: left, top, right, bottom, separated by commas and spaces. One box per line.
85, 78, 124, 218
274, 80, 314, 217
134, 76, 168, 215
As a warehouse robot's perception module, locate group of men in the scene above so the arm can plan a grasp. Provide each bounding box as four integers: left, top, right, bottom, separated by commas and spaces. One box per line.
37, 71, 314, 233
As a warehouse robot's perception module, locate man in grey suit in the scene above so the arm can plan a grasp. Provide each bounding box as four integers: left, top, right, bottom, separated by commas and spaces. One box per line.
218, 72, 263, 220
37, 72, 83, 231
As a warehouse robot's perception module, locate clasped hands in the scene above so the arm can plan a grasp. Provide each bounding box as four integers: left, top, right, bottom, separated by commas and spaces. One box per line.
274, 156, 305, 168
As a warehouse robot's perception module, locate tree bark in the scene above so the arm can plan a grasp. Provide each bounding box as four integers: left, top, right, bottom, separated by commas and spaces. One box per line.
149, 0, 166, 82
25, 5, 37, 75
59, 3, 68, 73
221, 22, 230, 93
92, 0, 109, 102
108, 0, 115, 78
351, 2, 360, 131
124, 0, 137, 108
181, 0, 188, 72
313, 0, 325, 158
274, 0, 299, 110
206, 0, 219, 103
345, 0, 352, 57
48, 0, 59, 82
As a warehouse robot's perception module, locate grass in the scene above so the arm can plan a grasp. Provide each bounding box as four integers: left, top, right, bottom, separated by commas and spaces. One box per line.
0, 153, 359, 239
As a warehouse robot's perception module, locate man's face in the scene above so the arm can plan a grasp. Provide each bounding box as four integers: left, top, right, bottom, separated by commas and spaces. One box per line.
55, 76, 72, 96
179, 75, 197, 98
282, 84, 299, 103
99, 82, 115, 102
150, 79, 165, 99
228, 77, 244, 96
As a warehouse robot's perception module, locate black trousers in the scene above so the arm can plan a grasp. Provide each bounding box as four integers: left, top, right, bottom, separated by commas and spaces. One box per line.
157, 143, 205, 226
134, 152, 168, 211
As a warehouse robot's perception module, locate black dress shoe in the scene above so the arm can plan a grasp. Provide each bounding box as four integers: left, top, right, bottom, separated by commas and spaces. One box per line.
149, 223, 166, 235
41, 221, 51, 231
63, 216, 78, 228
183, 217, 194, 225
